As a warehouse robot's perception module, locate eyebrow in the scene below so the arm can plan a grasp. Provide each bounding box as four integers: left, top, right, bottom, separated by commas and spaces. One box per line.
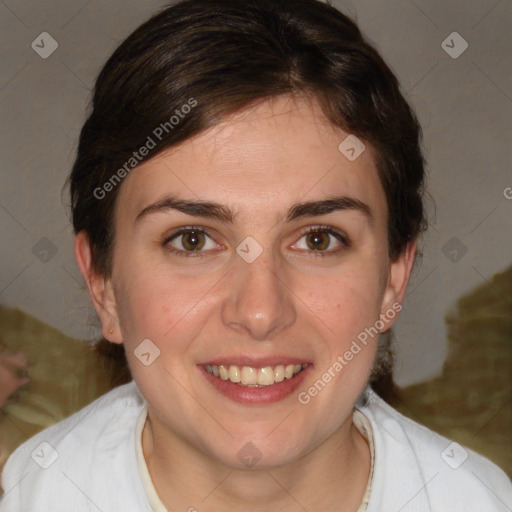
135, 194, 372, 224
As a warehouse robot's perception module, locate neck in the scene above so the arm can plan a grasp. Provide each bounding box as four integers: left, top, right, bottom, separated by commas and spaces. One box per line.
142, 410, 371, 512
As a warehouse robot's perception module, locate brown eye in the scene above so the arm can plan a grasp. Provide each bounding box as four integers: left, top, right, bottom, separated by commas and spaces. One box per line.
305, 231, 330, 251
291, 226, 349, 256
165, 228, 218, 255
181, 230, 205, 251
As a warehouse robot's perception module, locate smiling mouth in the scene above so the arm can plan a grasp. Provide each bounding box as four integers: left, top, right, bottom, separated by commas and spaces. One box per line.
203, 364, 309, 387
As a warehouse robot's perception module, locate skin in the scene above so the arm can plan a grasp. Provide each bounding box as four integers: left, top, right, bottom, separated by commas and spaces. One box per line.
75, 95, 416, 511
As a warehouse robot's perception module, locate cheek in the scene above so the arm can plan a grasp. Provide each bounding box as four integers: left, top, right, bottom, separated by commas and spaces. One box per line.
114, 262, 218, 354
296, 272, 383, 419
302, 267, 384, 344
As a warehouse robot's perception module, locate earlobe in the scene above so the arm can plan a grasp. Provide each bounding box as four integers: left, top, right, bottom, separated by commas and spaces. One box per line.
380, 241, 417, 326
74, 232, 122, 344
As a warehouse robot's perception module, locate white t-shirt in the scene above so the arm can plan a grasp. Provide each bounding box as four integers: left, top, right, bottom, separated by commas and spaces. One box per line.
1, 380, 510, 511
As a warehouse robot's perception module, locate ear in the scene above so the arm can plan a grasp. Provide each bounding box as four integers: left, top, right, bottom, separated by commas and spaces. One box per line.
379, 241, 417, 331
74, 231, 122, 344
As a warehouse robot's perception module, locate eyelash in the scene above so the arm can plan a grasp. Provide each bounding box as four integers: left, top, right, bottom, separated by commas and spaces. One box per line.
162, 225, 350, 258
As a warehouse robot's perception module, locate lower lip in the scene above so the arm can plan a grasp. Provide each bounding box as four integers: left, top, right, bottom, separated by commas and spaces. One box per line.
199, 365, 312, 405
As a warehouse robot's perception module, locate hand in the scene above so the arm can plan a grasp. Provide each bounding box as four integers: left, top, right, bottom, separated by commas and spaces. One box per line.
0, 349, 30, 408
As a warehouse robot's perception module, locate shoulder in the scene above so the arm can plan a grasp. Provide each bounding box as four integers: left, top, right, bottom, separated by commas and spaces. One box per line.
0, 381, 149, 511
358, 388, 512, 511
3, 381, 143, 467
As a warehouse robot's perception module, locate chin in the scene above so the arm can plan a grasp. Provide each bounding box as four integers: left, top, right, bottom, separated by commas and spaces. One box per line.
208, 431, 310, 471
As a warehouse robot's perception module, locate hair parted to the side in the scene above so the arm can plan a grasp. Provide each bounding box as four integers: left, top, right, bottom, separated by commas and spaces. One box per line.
69, 0, 427, 397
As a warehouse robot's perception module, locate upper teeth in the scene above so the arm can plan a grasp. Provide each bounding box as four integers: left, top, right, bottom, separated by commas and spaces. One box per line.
204, 364, 306, 386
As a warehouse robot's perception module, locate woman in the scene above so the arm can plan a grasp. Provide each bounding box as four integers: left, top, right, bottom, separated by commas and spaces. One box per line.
1, 0, 511, 510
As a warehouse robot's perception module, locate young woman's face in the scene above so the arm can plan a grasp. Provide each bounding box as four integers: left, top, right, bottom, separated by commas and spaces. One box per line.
96, 96, 411, 469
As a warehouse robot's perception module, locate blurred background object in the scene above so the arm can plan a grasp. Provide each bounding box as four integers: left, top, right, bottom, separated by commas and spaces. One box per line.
0, 306, 112, 470
390, 265, 512, 476
0, 348, 30, 408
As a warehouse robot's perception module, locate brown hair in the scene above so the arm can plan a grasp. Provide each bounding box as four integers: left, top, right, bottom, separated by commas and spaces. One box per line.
69, 0, 427, 396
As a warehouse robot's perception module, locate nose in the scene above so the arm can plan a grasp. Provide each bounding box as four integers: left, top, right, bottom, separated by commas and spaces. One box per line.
221, 249, 296, 341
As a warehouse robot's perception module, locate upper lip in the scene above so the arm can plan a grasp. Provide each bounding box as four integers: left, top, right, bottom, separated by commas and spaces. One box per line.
199, 357, 312, 367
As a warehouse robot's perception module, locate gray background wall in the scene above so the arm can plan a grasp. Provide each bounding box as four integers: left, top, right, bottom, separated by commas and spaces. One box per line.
0, 0, 510, 387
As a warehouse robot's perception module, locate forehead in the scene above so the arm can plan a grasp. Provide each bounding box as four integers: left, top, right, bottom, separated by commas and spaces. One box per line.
115, 95, 386, 224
